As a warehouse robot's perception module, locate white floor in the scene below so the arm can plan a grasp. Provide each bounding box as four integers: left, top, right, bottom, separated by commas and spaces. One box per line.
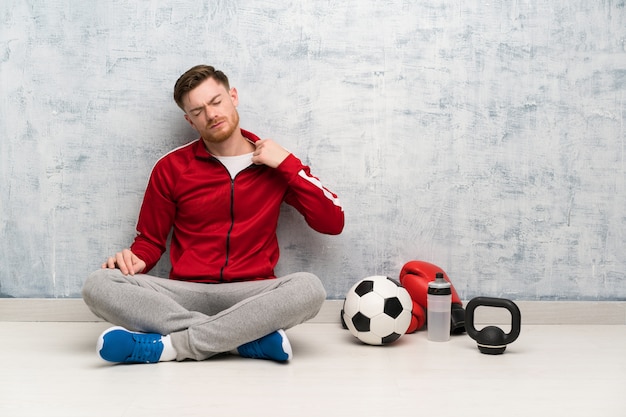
0, 321, 624, 417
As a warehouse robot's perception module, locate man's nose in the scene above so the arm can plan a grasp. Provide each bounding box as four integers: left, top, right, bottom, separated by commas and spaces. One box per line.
205, 106, 219, 121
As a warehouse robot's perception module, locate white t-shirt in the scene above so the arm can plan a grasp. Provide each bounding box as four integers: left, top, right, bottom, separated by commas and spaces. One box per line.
214, 152, 254, 179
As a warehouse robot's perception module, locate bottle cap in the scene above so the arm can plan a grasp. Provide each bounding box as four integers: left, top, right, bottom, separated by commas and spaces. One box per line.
428, 272, 451, 295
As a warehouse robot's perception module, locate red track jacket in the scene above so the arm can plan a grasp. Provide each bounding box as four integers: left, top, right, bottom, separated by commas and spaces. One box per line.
130, 129, 344, 283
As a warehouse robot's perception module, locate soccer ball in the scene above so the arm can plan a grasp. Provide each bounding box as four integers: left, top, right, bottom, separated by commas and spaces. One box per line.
342, 276, 413, 345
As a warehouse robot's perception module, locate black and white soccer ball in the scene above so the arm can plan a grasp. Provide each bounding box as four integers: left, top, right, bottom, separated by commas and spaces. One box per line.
341, 276, 413, 345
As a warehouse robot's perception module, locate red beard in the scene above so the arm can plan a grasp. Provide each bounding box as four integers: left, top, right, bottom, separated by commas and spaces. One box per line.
202, 111, 240, 144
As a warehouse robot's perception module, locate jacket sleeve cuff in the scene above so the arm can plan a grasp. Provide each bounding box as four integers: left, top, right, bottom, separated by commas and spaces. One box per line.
275, 153, 303, 181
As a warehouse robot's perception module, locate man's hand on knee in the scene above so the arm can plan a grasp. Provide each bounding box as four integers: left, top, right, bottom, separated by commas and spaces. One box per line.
102, 249, 146, 276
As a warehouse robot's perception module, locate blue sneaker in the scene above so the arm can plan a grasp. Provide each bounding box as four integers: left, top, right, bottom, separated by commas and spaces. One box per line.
97, 326, 164, 364
237, 330, 292, 362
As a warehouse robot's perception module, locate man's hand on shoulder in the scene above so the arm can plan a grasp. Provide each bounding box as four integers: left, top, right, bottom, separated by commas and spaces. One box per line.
252, 139, 290, 168
102, 248, 146, 276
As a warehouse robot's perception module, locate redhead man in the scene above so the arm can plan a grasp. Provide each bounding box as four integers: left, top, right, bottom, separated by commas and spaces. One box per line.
82, 65, 344, 364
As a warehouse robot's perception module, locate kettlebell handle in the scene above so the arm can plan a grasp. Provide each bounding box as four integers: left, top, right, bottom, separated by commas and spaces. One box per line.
465, 297, 521, 345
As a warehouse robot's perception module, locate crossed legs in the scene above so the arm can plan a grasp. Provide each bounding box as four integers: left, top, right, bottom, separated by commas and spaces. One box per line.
82, 269, 326, 361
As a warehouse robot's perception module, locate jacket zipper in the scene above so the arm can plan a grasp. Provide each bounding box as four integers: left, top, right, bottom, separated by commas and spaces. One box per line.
220, 176, 236, 281
216, 159, 257, 282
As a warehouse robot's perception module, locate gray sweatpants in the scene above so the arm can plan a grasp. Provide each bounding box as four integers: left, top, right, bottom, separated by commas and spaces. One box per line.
81, 269, 326, 361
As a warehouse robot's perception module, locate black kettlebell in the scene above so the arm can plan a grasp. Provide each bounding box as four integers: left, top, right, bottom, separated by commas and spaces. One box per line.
465, 297, 521, 355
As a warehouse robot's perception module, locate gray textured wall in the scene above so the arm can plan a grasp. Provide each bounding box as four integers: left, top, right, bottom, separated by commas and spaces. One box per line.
1, 1, 625, 300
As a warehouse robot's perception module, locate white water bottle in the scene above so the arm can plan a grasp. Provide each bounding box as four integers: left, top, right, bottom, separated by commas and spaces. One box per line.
427, 272, 452, 342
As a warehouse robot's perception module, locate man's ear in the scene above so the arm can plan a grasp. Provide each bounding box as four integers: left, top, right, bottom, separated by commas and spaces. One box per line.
184, 113, 195, 128
230, 87, 239, 106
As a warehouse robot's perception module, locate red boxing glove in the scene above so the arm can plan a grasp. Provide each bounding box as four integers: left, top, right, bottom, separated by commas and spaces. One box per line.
399, 260, 465, 334
406, 300, 424, 334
